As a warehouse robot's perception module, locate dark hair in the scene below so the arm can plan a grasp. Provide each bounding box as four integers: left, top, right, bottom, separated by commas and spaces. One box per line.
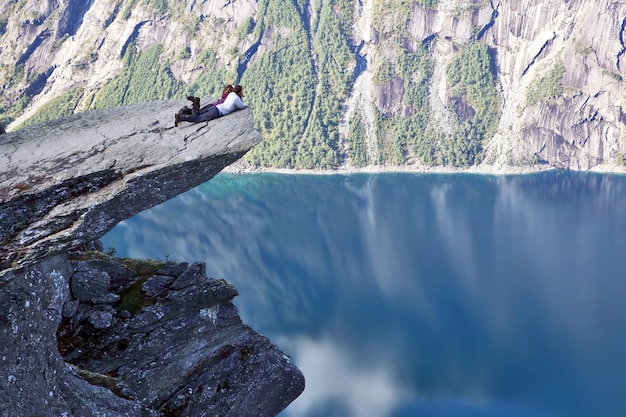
233, 85, 243, 97
222, 84, 234, 95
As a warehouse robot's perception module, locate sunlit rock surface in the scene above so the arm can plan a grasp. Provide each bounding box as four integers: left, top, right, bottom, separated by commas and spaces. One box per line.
0, 99, 260, 270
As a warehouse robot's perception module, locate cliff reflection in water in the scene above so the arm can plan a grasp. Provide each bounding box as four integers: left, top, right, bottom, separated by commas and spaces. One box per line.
102, 171, 626, 417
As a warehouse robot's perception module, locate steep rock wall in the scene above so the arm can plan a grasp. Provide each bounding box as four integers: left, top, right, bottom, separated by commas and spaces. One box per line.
346, 0, 626, 170
464, 0, 622, 169
483, 0, 626, 169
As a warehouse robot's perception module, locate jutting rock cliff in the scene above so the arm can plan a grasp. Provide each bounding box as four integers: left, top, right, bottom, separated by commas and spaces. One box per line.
0, 101, 305, 417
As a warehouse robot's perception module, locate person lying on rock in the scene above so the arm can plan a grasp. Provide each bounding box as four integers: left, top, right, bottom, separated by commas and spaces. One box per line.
176, 85, 245, 127
186, 84, 234, 115
201, 84, 234, 111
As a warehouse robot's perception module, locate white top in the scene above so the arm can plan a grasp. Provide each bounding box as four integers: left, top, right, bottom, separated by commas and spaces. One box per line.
216, 92, 246, 116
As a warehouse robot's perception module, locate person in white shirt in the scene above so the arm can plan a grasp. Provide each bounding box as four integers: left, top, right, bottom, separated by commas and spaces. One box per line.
175, 85, 246, 127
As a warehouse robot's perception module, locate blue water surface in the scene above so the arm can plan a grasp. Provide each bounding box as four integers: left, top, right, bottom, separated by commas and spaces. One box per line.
102, 171, 626, 417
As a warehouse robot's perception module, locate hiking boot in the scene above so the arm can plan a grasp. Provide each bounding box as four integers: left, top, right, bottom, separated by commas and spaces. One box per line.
187, 96, 200, 113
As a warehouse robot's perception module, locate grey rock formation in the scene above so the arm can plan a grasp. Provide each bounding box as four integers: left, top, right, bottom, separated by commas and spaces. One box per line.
0, 101, 305, 416
0, 98, 261, 271
0, 255, 152, 417
1, 252, 304, 417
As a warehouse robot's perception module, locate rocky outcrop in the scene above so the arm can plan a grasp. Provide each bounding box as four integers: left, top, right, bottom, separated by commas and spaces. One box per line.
0, 99, 260, 271
0, 102, 305, 416
1, 251, 304, 417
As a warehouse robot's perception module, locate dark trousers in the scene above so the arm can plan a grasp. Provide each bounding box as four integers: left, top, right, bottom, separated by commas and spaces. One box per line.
181, 106, 221, 123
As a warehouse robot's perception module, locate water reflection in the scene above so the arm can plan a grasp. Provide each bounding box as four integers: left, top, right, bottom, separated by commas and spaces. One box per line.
281, 335, 410, 417
102, 172, 626, 417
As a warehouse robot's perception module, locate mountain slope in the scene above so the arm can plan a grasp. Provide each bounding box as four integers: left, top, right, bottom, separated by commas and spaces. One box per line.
1, 0, 624, 171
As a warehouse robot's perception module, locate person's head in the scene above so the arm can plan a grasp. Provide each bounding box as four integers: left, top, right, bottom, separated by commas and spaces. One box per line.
222, 84, 234, 96
234, 85, 244, 97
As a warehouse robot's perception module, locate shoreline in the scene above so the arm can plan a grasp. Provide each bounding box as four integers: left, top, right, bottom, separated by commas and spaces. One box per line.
223, 160, 626, 176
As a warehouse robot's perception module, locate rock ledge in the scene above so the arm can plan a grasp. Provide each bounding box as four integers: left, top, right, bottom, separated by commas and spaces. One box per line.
1, 98, 261, 270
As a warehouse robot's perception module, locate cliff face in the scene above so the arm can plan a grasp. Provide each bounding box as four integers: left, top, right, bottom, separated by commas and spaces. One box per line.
481, 0, 626, 170
352, 0, 626, 170
0, 103, 304, 416
1, 0, 625, 171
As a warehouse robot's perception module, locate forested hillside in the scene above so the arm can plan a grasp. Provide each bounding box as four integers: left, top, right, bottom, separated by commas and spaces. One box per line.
1, 0, 624, 171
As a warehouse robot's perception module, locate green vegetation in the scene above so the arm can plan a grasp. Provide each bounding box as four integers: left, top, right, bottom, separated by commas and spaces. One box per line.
241, 30, 314, 168
0, 16, 8, 35
616, 153, 625, 167
366, 5, 499, 168
94, 44, 184, 108
93, 42, 232, 109
526, 58, 565, 106
188, 49, 234, 97
372, 45, 436, 166
375, 115, 405, 165
51, 34, 69, 52
103, 2, 121, 28
418, 0, 439, 8
603, 69, 623, 82
146, 0, 168, 13
373, 60, 394, 86
241, 0, 354, 169
347, 112, 368, 167
178, 46, 191, 60
186, 67, 235, 101
575, 43, 593, 56
17, 87, 84, 129
445, 42, 500, 166
374, 1, 414, 35
0, 63, 31, 127
122, 0, 139, 20
367, 39, 500, 168
236, 17, 255, 41
294, 0, 353, 169
453, 2, 481, 18
197, 48, 217, 67
0, 97, 28, 128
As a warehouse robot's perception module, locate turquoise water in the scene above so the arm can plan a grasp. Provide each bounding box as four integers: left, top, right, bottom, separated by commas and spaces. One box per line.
102, 171, 626, 417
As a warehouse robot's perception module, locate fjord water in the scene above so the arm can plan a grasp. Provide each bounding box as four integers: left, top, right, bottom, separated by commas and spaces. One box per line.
102, 171, 626, 417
